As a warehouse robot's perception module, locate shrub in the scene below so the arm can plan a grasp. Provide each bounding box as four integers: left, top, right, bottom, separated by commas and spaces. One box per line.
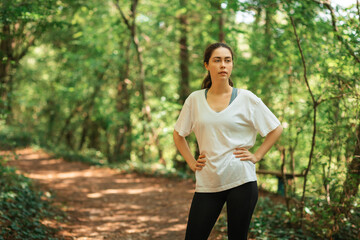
0, 127, 32, 150
0, 161, 63, 240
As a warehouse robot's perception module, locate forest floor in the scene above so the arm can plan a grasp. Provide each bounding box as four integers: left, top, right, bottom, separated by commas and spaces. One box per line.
5, 148, 284, 240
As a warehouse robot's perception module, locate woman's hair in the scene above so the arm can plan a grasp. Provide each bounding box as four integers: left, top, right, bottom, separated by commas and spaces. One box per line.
201, 42, 234, 89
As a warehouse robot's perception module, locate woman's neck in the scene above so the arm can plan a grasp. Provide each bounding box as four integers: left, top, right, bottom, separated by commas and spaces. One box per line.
208, 81, 232, 95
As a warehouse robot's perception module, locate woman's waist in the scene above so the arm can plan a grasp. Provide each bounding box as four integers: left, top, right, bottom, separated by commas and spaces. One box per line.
200, 146, 252, 163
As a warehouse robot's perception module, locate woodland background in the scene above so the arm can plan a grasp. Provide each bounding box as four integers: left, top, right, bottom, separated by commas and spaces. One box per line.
0, 0, 359, 239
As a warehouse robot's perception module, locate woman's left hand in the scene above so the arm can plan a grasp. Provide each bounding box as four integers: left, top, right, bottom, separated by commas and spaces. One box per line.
233, 147, 259, 164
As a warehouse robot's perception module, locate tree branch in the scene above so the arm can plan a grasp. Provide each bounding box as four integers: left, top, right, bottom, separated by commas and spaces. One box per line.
113, 0, 131, 30
312, 0, 360, 63
289, 13, 318, 227
17, 35, 36, 61
289, 16, 316, 104
318, 93, 347, 105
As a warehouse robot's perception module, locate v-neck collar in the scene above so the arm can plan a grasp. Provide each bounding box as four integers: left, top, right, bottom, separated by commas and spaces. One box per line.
203, 88, 241, 114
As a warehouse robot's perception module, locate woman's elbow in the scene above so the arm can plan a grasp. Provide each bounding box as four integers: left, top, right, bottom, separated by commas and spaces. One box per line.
268, 125, 283, 138
173, 130, 182, 141
274, 125, 283, 139
173, 130, 185, 146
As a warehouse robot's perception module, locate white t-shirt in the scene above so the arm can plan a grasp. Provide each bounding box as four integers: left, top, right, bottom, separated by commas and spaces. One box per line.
174, 88, 281, 192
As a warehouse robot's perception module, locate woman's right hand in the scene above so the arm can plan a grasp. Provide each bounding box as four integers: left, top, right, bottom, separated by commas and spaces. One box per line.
190, 154, 206, 172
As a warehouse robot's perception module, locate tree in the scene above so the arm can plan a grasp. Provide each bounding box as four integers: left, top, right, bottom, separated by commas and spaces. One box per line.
0, 0, 57, 122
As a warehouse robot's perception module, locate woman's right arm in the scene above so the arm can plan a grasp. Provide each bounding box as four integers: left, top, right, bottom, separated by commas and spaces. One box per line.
173, 130, 206, 172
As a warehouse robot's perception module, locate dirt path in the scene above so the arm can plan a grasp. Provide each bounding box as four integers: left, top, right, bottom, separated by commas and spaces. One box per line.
5, 148, 284, 239
5, 148, 225, 240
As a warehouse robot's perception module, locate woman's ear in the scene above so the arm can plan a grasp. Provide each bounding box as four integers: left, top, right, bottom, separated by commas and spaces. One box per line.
204, 62, 209, 71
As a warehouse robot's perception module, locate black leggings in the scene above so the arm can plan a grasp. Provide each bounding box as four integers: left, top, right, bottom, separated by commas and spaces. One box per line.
185, 181, 258, 240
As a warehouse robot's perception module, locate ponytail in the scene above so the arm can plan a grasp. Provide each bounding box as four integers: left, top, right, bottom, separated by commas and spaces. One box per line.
201, 72, 212, 89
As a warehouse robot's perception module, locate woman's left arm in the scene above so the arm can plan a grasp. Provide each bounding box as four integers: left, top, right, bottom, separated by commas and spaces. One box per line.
234, 125, 283, 164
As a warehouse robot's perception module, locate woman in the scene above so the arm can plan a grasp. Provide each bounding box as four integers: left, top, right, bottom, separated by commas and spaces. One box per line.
173, 42, 283, 240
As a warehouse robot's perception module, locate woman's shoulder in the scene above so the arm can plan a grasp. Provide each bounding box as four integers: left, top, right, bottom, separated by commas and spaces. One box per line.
180, 89, 205, 107
190, 89, 206, 97
185, 89, 205, 101
239, 89, 261, 103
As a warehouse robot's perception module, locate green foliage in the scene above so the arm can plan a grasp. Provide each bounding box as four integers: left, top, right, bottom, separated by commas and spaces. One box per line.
0, 125, 33, 150
249, 198, 308, 240
0, 0, 57, 24
112, 160, 194, 180
213, 197, 309, 239
0, 158, 63, 239
0, 0, 359, 238
302, 197, 360, 239
46, 145, 108, 166
214, 196, 359, 239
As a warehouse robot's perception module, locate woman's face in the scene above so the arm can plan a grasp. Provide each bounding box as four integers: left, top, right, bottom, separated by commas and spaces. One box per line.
205, 47, 233, 82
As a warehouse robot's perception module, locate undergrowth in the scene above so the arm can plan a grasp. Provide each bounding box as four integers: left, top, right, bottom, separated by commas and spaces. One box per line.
214, 196, 359, 240
213, 197, 311, 240
0, 127, 32, 150
41, 142, 194, 181
0, 157, 65, 239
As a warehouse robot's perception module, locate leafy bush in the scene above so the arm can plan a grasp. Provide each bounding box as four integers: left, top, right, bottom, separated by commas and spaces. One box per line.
52, 148, 108, 166
215, 196, 359, 240
249, 197, 309, 240
31, 140, 107, 167
302, 197, 360, 240
214, 197, 309, 240
113, 160, 194, 180
0, 126, 33, 150
0, 161, 63, 240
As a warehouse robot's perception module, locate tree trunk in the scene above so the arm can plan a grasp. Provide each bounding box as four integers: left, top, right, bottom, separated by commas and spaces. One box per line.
78, 64, 108, 150
88, 121, 101, 150
0, 22, 36, 123
5, 70, 14, 124
46, 99, 57, 143
57, 102, 83, 144
113, 40, 132, 163
264, 8, 274, 62
324, 94, 341, 204
0, 24, 12, 116
340, 124, 360, 215
78, 113, 90, 150
217, 2, 225, 42
114, 0, 152, 162
174, 0, 191, 170
179, 0, 190, 105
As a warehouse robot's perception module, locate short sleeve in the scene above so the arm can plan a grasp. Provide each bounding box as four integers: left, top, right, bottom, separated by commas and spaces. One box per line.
174, 98, 193, 137
251, 98, 281, 137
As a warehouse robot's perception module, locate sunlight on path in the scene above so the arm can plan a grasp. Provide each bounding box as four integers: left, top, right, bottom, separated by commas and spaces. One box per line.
6, 148, 213, 240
